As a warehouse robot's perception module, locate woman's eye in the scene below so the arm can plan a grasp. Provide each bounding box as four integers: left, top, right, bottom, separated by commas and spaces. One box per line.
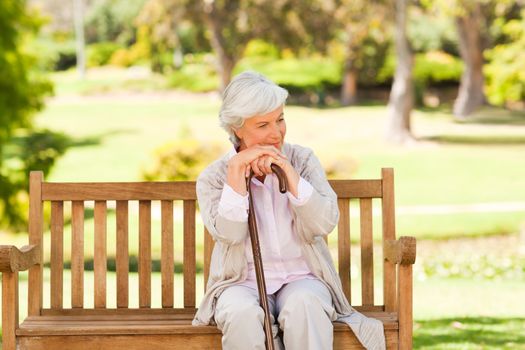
258, 124, 267, 128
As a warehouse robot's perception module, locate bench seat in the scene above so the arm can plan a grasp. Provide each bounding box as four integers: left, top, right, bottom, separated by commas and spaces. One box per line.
17, 311, 399, 349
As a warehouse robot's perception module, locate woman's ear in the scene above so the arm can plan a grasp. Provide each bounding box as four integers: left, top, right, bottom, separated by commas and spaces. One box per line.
233, 126, 243, 140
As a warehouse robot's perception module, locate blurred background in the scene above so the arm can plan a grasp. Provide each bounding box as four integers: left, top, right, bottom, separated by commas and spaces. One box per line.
1, 0, 524, 348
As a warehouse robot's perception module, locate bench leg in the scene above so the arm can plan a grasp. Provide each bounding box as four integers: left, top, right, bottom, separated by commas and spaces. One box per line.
398, 265, 413, 350
2, 271, 19, 350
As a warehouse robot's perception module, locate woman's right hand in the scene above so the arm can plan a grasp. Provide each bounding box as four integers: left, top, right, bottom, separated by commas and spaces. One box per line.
227, 145, 286, 195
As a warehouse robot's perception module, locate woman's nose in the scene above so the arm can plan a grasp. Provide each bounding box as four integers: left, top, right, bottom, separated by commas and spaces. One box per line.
270, 123, 281, 137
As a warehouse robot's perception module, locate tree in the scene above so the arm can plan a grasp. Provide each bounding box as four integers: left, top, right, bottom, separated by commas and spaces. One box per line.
424, 0, 520, 118
452, 1, 487, 118
485, 8, 525, 107
136, 0, 206, 73
138, 0, 335, 91
200, 0, 336, 91
73, 0, 86, 78
334, 0, 389, 105
386, 0, 414, 143
0, 1, 55, 231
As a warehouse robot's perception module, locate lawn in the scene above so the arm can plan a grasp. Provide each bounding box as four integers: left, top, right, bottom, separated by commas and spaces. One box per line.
1, 68, 524, 349
1, 270, 524, 349
31, 80, 525, 241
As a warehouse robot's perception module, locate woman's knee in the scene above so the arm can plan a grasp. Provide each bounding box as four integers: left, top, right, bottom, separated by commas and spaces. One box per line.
216, 301, 265, 329
277, 288, 334, 329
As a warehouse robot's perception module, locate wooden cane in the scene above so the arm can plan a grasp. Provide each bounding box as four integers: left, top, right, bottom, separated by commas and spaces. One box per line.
246, 164, 288, 350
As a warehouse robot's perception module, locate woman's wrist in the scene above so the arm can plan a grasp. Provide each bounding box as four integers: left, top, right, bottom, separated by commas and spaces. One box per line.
227, 160, 248, 196
282, 162, 300, 197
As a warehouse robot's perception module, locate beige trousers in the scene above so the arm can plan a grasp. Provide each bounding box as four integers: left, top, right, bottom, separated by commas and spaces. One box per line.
214, 278, 337, 350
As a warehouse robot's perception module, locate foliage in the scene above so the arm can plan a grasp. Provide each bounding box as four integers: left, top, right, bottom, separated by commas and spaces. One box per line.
84, 0, 147, 45
0, 1, 58, 230
109, 26, 150, 67
167, 53, 219, 91
1, 129, 70, 230
141, 127, 225, 181
0, 2, 53, 145
30, 37, 77, 71
167, 53, 343, 94
243, 39, 280, 59
408, 7, 459, 55
378, 49, 463, 104
485, 10, 525, 106
135, 0, 209, 72
87, 41, 123, 67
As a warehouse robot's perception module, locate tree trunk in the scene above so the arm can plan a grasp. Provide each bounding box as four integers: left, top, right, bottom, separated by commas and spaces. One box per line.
202, 3, 236, 92
386, 0, 414, 144
453, 4, 486, 119
341, 64, 358, 106
217, 54, 235, 92
73, 0, 85, 79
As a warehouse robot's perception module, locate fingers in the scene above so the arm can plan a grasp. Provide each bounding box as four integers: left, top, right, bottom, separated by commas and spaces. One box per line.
250, 154, 285, 176
254, 144, 286, 160
236, 144, 287, 177
250, 158, 262, 177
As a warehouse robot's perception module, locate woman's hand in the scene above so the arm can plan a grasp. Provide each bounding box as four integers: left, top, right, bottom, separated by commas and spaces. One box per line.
227, 145, 286, 195
259, 155, 300, 198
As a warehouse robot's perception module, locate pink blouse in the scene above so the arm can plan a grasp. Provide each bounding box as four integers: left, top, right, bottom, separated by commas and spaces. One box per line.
217, 148, 317, 294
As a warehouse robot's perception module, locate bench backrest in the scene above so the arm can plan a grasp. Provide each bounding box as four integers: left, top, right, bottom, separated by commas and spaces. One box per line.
27, 168, 397, 316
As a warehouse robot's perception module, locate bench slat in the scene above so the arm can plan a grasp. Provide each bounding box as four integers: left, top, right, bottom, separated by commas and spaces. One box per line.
17, 311, 398, 336
116, 200, 129, 308
203, 228, 213, 290
34, 309, 396, 321
360, 198, 374, 306
42, 181, 380, 200
50, 201, 64, 309
183, 200, 196, 309
337, 198, 351, 304
71, 201, 84, 308
38, 305, 383, 317
28, 171, 44, 316
381, 169, 397, 312
161, 200, 174, 308
42, 182, 196, 201
94, 201, 107, 309
139, 200, 152, 308
329, 179, 382, 198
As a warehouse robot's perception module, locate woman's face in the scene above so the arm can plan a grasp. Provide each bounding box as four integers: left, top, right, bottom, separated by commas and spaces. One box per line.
235, 105, 286, 151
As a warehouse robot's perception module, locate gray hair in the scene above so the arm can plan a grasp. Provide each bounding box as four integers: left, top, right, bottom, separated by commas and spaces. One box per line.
219, 71, 289, 146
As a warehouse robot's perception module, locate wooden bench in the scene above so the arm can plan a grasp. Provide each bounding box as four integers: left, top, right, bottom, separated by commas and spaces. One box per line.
1, 168, 416, 349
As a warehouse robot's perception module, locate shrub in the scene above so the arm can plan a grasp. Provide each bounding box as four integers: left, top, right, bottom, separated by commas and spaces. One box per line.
141, 132, 225, 181
87, 42, 123, 67
109, 26, 150, 67
167, 53, 219, 92
484, 12, 525, 107
243, 39, 280, 59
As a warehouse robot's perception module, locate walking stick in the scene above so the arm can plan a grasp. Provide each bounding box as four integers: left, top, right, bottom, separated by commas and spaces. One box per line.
246, 163, 288, 350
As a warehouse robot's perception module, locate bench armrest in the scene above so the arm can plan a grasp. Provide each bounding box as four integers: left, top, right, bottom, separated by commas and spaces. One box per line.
384, 236, 416, 265
0, 245, 41, 272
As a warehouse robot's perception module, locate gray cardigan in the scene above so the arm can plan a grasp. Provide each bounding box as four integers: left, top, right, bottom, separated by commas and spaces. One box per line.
192, 143, 385, 350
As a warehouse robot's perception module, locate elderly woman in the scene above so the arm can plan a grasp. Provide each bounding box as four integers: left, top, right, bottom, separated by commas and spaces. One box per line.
192, 71, 385, 350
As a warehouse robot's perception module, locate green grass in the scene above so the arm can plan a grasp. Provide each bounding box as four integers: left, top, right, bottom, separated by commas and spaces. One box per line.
412, 278, 525, 349
3, 67, 525, 349
51, 67, 168, 95
28, 84, 525, 241
1, 271, 524, 349
414, 317, 525, 349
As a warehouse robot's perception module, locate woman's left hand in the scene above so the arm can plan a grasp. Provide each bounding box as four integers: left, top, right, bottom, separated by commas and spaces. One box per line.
252, 154, 300, 197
